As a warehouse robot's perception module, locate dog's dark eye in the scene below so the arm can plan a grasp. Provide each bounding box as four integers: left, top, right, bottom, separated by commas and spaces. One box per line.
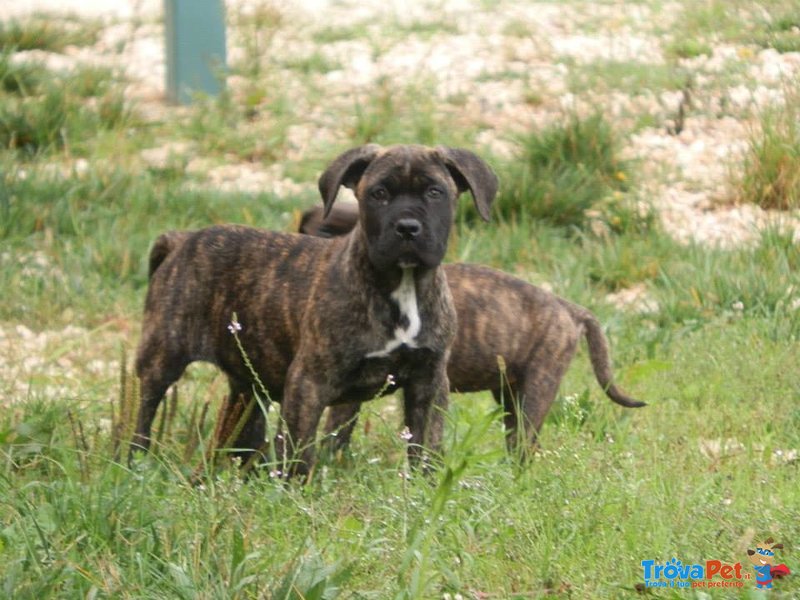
425, 187, 444, 201
370, 187, 389, 204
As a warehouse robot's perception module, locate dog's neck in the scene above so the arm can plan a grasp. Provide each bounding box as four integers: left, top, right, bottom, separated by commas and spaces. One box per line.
365, 267, 421, 358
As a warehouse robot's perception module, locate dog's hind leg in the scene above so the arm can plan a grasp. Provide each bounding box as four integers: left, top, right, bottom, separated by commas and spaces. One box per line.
492, 386, 528, 456
214, 379, 267, 463
131, 349, 188, 457
497, 343, 575, 460
515, 360, 573, 458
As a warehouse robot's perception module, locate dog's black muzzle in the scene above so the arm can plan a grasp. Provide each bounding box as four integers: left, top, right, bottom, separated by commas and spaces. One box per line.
395, 217, 423, 241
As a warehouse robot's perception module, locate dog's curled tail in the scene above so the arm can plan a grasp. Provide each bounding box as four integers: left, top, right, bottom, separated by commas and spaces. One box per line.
147, 231, 190, 279
579, 309, 646, 408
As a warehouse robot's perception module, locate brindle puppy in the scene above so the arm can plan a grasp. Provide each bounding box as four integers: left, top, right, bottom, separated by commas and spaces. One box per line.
131, 145, 498, 476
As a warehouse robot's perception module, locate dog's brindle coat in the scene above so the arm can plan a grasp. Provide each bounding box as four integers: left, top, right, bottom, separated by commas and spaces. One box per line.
131, 145, 498, 476
299, 204, 645, 454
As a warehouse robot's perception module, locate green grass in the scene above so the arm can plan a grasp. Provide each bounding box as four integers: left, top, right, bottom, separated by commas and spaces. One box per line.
280, 51, 342, 75
311, 23, 371, 45
2, 312, 798, 597
177, 90, 292, 163
393, 18, 461, 39
1, 4, 800, 599
749, 3, 800, 53
0, 165, 302, 326
226, 1, 284, 79
670, 1, 741, 42
6, 186, 797, 594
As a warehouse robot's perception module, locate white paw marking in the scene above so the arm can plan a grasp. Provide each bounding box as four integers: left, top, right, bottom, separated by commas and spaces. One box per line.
367, 268, 420, 358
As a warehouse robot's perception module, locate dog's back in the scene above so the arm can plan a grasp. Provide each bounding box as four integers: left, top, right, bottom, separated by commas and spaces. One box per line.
299, 202, 358, 238
444, 263, 642, 408
137, 225, 340, 392
443, 262, 580, 393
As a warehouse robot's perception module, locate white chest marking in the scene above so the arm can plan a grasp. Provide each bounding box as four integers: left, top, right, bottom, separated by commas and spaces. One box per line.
367, 268, 421, 358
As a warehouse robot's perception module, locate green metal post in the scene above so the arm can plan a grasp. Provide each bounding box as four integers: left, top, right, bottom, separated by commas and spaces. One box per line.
164, 0, 227, 104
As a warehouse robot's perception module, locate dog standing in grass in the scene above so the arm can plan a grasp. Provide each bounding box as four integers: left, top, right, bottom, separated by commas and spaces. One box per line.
131, 145, 498, 476
300, 204, 645, 455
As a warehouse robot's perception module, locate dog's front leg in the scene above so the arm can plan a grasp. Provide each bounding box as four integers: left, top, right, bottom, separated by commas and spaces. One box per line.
402, 360, 449, 469
278, 362, 330, 480
322, 401, 361, 453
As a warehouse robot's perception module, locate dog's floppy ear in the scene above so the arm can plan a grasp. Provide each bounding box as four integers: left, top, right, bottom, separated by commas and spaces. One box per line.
437, 146, 498, 221
318, 144, 382, 218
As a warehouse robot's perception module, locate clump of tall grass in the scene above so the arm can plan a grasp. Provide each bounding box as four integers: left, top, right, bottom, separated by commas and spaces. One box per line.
665, 38, 712, 60
0, 64, 130, 155
349, 76, 441, 146
731, 91, 800, 210
752, 6, 800, 53
0, 14, 101, 53
0, 17, 129, 156
670, 0, 800, 53
489, 113, 634, 230
0, 51, 47, 93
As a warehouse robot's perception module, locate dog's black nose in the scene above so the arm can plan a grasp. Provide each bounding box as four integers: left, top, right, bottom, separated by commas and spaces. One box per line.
395, 218, 422, 240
